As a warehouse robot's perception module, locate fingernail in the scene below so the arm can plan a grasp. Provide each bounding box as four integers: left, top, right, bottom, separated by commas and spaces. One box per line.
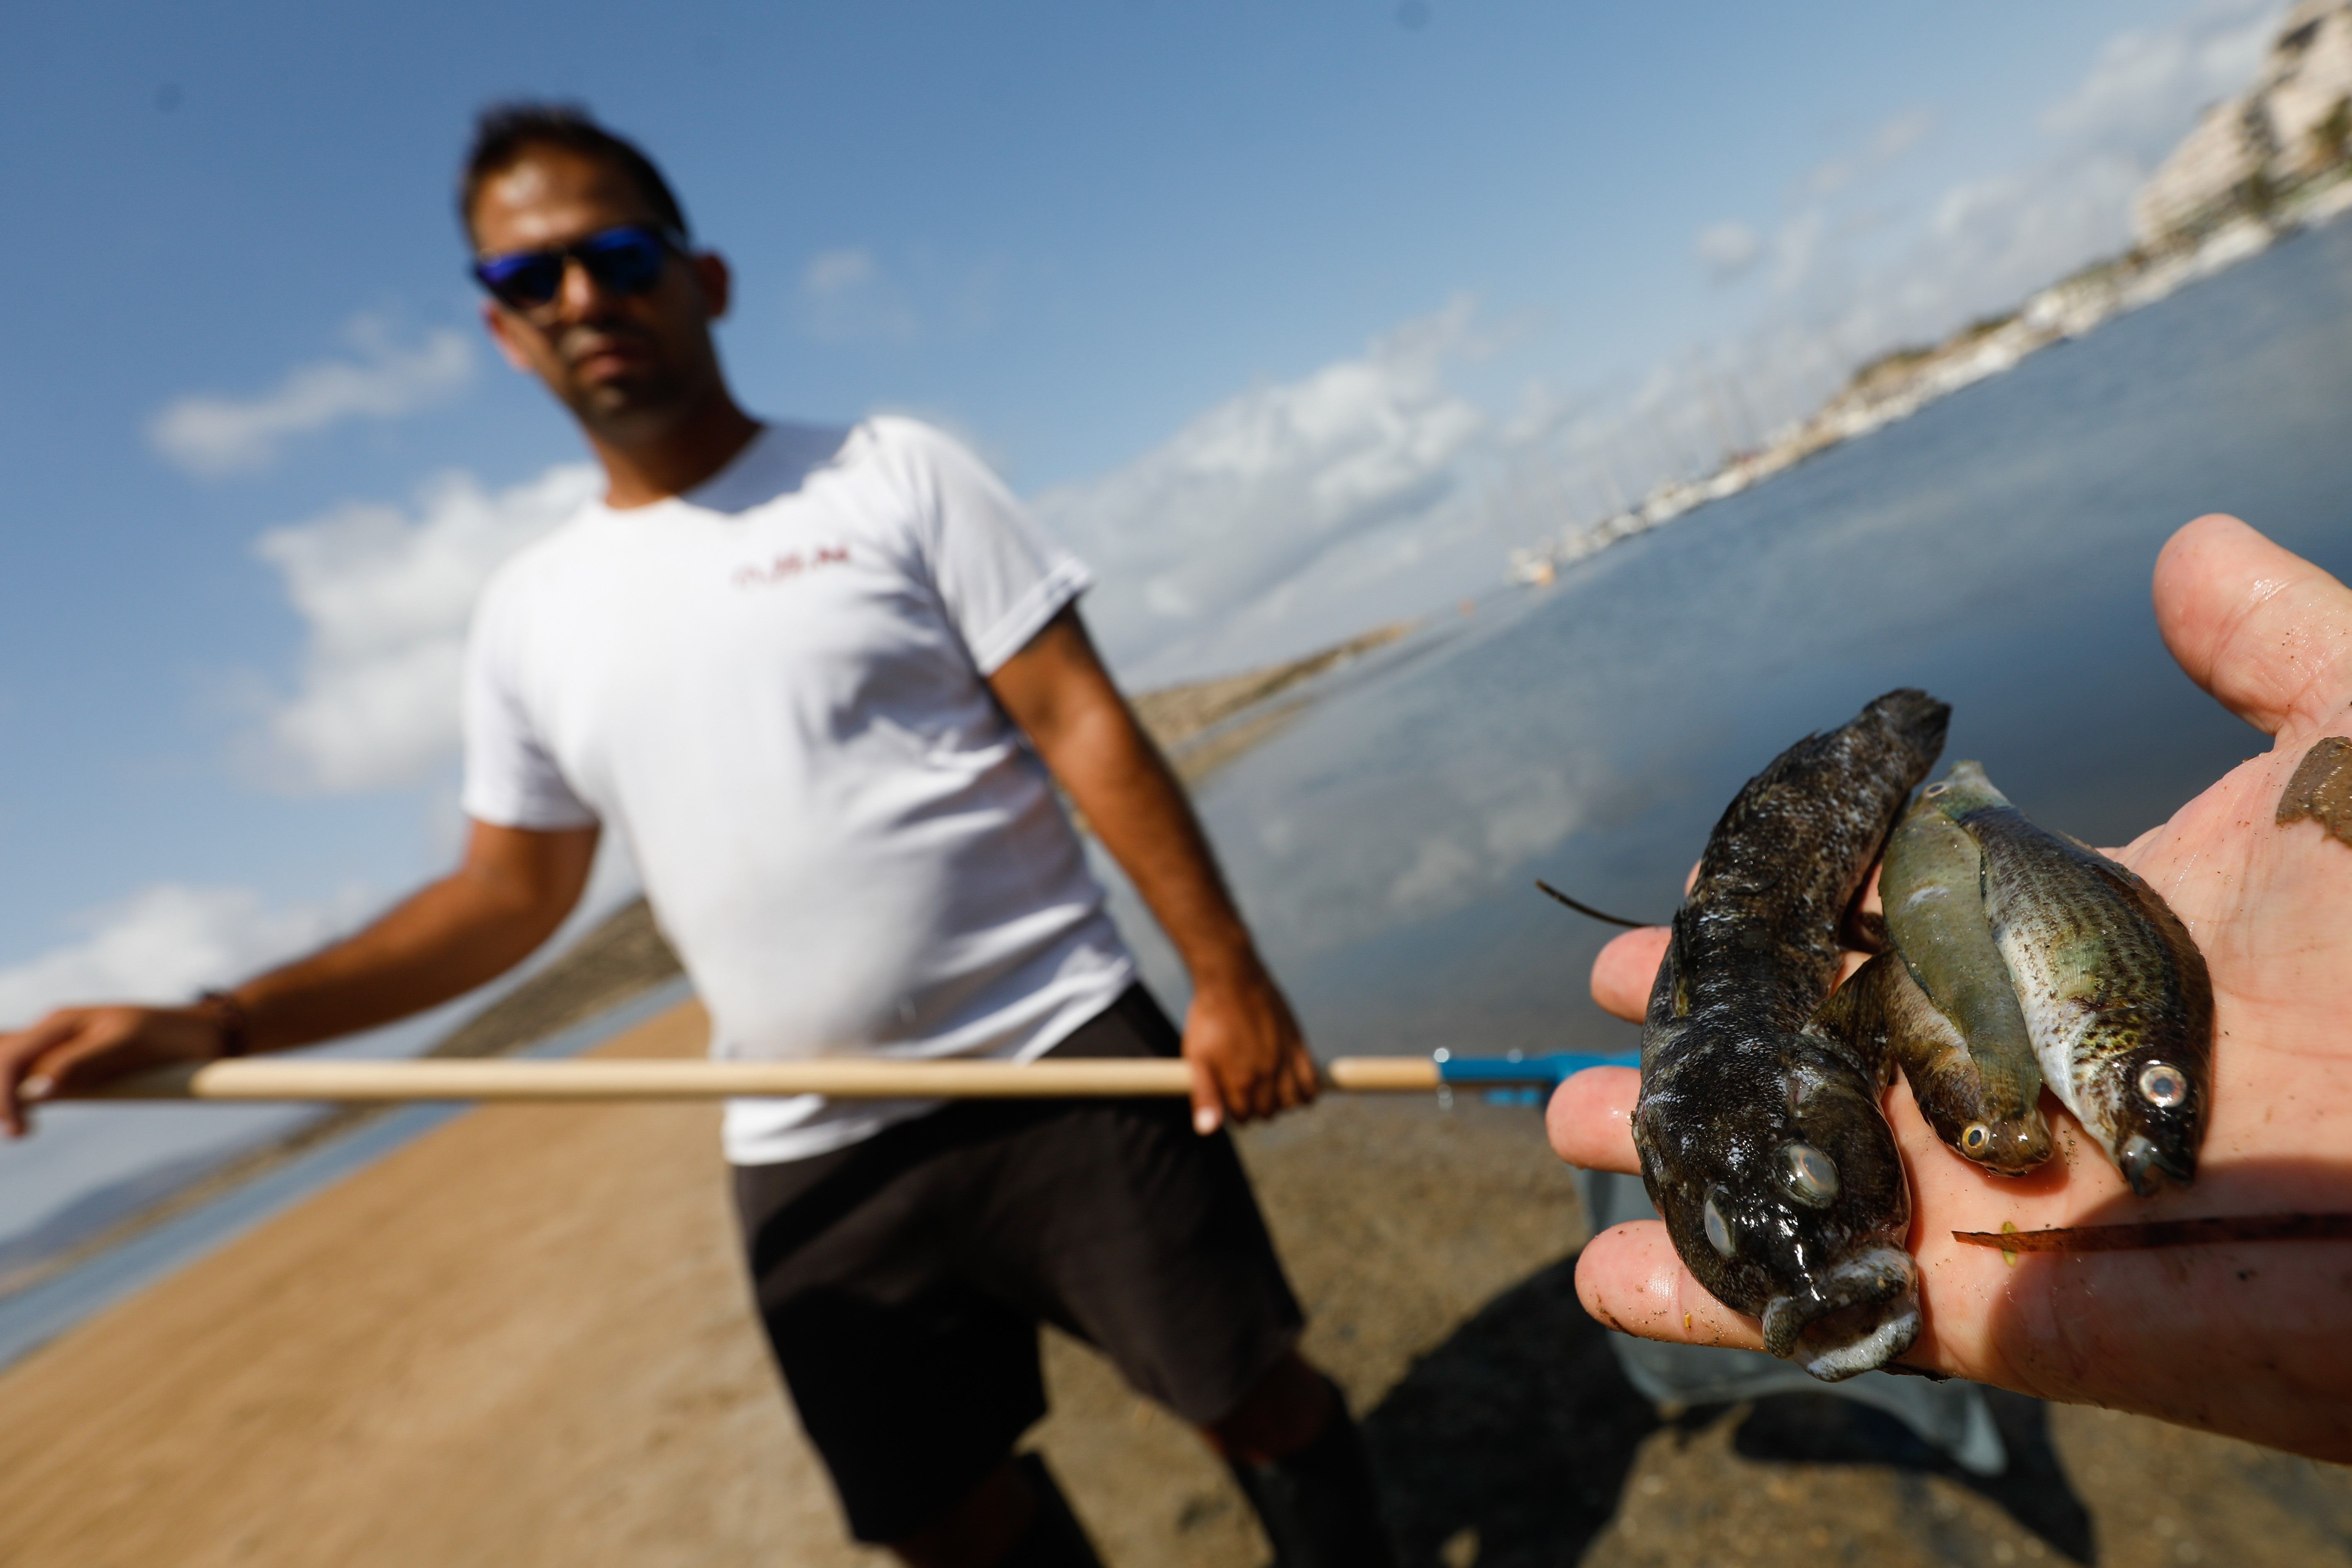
1193, 1106, 1220, 1135
20, 1076, 51, 1101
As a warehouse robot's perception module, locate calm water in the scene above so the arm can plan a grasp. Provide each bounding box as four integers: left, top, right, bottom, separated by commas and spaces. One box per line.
1114, 217, 2352, 1064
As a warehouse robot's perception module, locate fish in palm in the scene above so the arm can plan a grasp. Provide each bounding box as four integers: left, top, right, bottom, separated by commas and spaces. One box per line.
1634, 688, 1947, 1382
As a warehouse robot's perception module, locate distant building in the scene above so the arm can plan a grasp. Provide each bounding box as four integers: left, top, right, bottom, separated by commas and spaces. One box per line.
2133, 0, 2352, 248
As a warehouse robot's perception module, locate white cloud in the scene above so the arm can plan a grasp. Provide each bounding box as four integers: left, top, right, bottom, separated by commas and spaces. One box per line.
0, 884, 365, 1024
1771, 207, 1828, 295
1695, 221, 1763, 282
1386, 766, 1586, 917
1799, 3, 2277, 348
1037, 300, 1485, 675
2041, 0, 2276, 149
806, 248, 876, 294
1797, 107, 1936, 202
148, 317, 474, 477
250, 462, 601, 793
799, 246, 920, 343
1536, 0, 2288, 515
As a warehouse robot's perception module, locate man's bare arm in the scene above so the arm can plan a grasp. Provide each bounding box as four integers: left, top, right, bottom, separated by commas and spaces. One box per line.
0, 820, 599, 1135
987, 607, 1318, 1131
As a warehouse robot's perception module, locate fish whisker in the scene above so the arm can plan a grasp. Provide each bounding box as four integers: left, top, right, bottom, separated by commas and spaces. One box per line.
1534, 879, 1653, 929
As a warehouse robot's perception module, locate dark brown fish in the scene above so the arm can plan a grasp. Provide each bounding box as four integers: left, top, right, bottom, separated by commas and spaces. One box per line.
1634, 689, 1948, 1381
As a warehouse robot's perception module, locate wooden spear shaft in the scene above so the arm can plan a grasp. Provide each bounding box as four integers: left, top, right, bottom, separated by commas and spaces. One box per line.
66, 1055, 1450, 1104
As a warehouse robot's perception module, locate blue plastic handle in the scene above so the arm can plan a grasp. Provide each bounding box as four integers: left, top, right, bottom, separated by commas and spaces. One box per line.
1432, 1048, 1639, 1090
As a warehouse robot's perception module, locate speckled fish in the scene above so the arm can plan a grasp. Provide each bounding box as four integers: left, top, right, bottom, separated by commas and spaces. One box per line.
1923, 761, 2212, 1196
1634, 689, 1948, 1382
1868, 793, 2053, 1175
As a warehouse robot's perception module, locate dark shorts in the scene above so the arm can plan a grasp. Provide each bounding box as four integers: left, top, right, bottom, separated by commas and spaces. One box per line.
730, 985, 1305, 1544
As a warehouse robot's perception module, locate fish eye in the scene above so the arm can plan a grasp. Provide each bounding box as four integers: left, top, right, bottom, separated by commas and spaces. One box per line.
1924, 783, 1946, 797
1962, 1123, 1991, 1155
1703, 1190, 1735, 1257
2138, 1062, 2189, 1108
1781, 1142, 1840, 1207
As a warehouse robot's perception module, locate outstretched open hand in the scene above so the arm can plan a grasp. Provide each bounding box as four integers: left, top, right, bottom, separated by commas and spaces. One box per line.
1547, 515, 2352, 1463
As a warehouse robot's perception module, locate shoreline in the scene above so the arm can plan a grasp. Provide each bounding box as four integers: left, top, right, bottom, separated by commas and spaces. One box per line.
1508, 173, 2352, 591
0, 981, 693, 1373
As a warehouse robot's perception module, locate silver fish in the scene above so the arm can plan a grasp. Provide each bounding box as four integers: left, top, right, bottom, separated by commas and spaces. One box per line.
1874, 793, 2053, 1174
1635, 689, 1948, 1381
1924, 761, 2213, 1195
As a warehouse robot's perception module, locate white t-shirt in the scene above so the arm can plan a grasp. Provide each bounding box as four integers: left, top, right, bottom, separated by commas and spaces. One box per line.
461, 417, 1136, 1164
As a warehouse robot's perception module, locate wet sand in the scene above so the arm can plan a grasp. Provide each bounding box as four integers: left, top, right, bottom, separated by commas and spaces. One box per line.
3, 1002, 2349, 1567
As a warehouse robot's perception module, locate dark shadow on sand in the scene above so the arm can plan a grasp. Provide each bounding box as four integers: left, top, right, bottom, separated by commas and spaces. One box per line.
1360, 1255, 1656, 1566
1360, 1252, 2095, 1566
1730, 1388, 2094, 1562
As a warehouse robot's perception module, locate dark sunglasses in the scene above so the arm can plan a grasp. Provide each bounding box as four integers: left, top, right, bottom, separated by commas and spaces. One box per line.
471, 223, 683, 310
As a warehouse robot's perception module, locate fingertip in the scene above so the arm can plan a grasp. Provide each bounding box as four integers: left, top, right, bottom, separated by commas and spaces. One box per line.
2154, 512, 2252, 585
1572, 1229, 1620, 1325
1183, 1053, 1221, 1134
1546, 1065, 1642, 1172
1591, 927, 1670, 1022
1572, 1219, 1661, 1333
2150, 513, 2254, 674
1574, 1220, 1766, 1353
2150, 512, 2352, 735
20, 1075, 51, 1102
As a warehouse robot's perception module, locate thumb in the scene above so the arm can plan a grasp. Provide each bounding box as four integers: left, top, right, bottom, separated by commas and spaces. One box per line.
1186, 1052, 1224, 1136
2153, 514, 2352, 739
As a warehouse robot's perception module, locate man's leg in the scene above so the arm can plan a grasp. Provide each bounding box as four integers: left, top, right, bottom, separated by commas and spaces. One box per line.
1207, 1352, 1400, 1568
1205, 1349, 1333, 1460
732, 1117, 1106, 1564
888, 1454, 1101, 1568
1026, 986, 1402, 1567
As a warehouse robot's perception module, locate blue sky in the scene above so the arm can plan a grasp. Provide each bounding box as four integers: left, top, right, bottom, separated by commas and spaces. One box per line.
0, 0, 2288, 1224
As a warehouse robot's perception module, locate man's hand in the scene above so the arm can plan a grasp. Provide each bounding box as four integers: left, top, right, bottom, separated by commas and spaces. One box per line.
0, 820, 598, 1139
992, 608, 1320, 1133
1548, 514, 2352, 1464
0, 1005, 228, 1138
1180, 958, 1321, 1135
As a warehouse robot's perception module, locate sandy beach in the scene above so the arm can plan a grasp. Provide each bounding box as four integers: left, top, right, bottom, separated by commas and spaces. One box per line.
4, 998, 2349, 1567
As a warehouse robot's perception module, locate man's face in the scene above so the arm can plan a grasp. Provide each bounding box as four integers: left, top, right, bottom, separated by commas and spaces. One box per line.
470, 146, 732, 443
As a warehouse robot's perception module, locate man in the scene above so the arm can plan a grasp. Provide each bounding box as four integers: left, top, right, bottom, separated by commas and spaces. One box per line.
0, 105, 1396, 1568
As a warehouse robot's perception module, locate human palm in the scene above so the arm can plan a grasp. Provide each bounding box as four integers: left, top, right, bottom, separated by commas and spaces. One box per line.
1547, 515, 2352, 1463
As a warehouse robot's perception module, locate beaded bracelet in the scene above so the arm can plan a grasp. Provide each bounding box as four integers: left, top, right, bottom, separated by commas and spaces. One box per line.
195, 989, 252, 1059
